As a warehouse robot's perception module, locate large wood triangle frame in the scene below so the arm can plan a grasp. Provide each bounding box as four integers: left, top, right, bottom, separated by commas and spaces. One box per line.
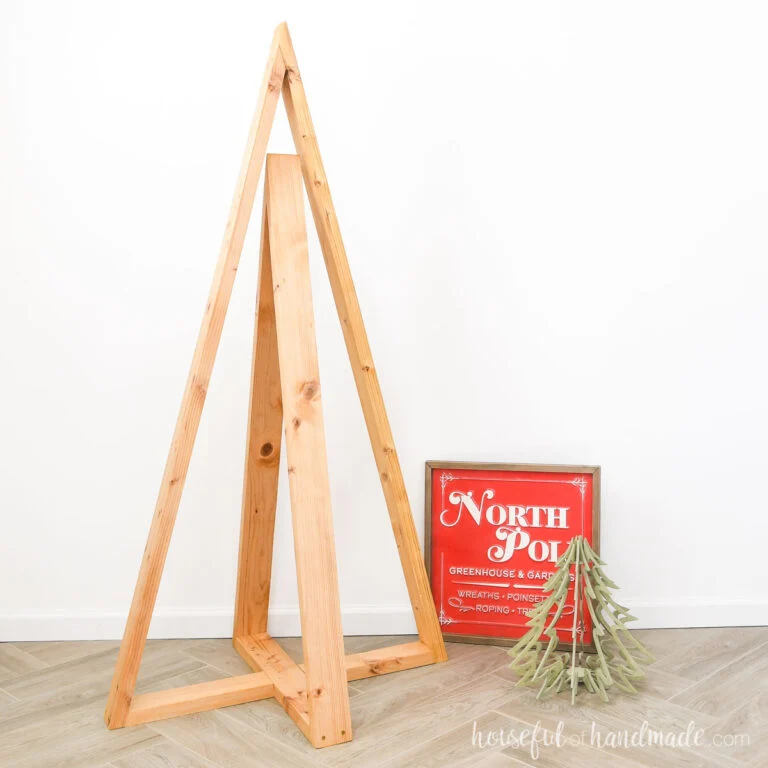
104, 23, 447, 748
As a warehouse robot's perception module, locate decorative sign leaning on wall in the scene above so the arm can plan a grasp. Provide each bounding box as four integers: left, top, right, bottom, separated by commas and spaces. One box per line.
425, 462, 600, 649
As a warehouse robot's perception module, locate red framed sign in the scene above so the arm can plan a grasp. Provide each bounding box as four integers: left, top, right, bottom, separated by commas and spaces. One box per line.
425, 462, 601, 649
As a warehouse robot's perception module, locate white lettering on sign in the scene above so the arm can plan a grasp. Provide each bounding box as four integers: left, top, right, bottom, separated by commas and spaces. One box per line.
440, 488, 569, 564
441, 490, 568, 530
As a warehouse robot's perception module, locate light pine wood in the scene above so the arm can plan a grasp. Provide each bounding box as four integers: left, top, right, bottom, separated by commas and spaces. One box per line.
233, 194, 282, 639
233, 634, 310, 740
105, 22, 447, 747
265, 153, 351, 748
235, 637, 436, 685
276, 24, 447, 663
104, 29, 286, 730
342, 640, 436, 682
125, 672, 274, 727
231, 636, 262, 674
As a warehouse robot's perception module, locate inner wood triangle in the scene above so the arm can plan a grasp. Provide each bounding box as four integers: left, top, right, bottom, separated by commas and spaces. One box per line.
104, 22, 447, 749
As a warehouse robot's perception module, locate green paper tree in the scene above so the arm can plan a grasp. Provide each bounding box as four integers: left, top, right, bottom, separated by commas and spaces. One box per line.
508, 536, 654, 704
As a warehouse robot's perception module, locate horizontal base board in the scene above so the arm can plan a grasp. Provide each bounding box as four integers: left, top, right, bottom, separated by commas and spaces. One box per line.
125, 671, 274, 727
3, 600, 767, 641
112, 634, 440, 746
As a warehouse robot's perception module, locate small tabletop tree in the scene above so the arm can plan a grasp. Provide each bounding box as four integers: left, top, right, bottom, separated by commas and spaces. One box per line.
508, 535, 653, 703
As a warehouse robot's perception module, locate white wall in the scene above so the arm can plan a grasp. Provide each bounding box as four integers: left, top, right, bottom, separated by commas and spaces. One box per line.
2, 1, 767, 641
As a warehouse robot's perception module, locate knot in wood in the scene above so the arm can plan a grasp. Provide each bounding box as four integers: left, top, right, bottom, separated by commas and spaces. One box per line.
299, 379, 320, 401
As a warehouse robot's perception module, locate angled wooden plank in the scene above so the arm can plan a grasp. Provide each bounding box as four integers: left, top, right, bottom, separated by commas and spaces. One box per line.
232, 635, 263, 674
276, 24, 447, 663
105, 22, 447, 748
343, 641, 436, 682
233, 190, 283, 639
266, 153, 352, 748
125, 672, 274, 727
233, 634, 310, 740
104, 30, 287, 730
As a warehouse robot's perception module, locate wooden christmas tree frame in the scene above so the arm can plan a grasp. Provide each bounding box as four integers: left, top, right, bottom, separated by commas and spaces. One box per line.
104, 23, 447, 748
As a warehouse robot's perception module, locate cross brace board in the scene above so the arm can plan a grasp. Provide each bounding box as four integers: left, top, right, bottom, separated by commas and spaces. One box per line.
104, 23, 447, 749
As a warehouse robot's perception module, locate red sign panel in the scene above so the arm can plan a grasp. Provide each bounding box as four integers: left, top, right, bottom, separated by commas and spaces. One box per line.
425, 463, 600, 647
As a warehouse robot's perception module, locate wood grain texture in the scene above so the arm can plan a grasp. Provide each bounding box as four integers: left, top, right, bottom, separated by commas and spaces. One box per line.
0, 701, 163, 768
125, 672, 274, 727
0, 645, 47, 682
233, 634, 310, 740
4, 643, 202, 713
343, 641, 435, 682
236, 636, 436, 685
653, 627, 768, 683
183, 641, 254, 678
330, 671, 518, 768
669, 639, 768, 718
111, 739, 220, 768
233, 189, 283, 639
275, 22, 447, 664
15, 641, 119, 668
266, 153, 351, 748
104, 27, 287, 730
385, 709, 521, 768
1, 631, 765, 766
105, 21, 446, 742
149, 708, 318, 768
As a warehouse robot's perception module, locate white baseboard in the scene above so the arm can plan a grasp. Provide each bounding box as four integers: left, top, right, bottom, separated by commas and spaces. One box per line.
0, 605, 419, 642
626, 598, 768, 630
1, 600, 765, 642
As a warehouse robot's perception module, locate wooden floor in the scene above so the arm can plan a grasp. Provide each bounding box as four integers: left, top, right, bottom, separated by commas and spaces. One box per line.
0, 628, 765, 767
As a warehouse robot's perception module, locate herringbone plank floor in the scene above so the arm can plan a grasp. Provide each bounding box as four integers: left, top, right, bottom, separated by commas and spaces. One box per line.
0, 628, 765, 767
